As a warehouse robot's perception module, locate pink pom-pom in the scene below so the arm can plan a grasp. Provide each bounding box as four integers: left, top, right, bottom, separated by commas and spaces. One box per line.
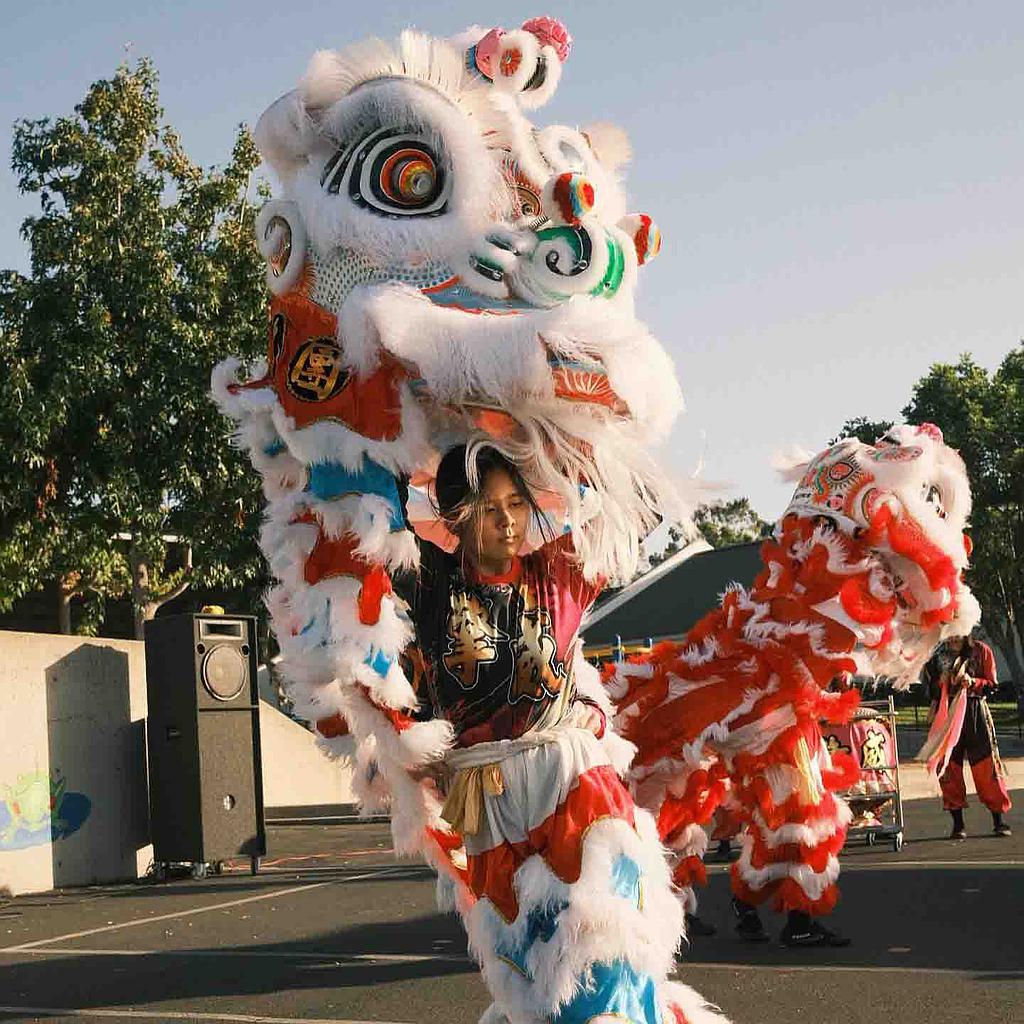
916, 423, 944, 443
473, 27, 504, 79
522, 16, 572, 62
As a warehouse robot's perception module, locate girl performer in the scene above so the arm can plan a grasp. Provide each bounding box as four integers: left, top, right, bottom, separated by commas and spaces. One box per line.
396, 442, 724, 1024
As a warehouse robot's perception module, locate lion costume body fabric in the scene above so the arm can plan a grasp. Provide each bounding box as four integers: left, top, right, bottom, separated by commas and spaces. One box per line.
608, 425, 979, 919
214, 18, 726, 1024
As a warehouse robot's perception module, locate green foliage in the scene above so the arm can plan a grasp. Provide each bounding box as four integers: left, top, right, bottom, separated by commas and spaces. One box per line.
693, 498, 773, 549
902, 349, 1024, 690
0, 60, 269, 634
829, 416, 895, 447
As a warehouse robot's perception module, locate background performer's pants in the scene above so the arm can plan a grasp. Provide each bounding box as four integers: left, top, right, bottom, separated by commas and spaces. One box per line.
939, 697, 1011, 814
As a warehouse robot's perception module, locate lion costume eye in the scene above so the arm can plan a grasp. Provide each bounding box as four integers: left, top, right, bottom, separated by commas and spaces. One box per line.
515, 184, 543, 221
321, 128, 450, 217
924, 483, 946, 519
499, 151, 547, 230
378, 148, 438, 205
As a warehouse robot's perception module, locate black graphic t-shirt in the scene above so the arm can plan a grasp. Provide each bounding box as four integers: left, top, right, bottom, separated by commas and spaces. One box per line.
397, 536, 603, 747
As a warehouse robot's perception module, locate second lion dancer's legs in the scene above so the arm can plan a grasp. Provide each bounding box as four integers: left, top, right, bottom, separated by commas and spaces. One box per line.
729, 718, 858, 948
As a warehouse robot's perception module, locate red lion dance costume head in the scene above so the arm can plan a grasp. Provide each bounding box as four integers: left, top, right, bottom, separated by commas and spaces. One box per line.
608, 424, 979, 917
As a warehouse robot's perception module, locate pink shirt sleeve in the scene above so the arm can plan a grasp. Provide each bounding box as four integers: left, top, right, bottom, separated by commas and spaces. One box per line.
536, 533, 605, 613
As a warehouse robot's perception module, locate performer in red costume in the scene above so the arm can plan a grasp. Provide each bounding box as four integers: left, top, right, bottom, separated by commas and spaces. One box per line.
920, 635, 1012, 839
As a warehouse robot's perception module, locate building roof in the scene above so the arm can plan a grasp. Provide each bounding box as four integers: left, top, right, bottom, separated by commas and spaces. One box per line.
581, 540, 764, 648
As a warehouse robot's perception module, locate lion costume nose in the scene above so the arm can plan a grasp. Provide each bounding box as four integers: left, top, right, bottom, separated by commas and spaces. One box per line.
619, 213, 662, 266
544, 172, 596, 225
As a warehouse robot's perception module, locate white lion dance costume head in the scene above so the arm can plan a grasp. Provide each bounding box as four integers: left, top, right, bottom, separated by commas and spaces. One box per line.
213, 18, 728, 1024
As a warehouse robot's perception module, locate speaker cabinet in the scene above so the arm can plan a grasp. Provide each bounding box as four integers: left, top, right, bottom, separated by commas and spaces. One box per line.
145, 614, 266, 866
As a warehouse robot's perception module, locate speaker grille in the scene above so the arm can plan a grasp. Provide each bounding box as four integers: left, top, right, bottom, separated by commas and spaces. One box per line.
200, 645, 247, 701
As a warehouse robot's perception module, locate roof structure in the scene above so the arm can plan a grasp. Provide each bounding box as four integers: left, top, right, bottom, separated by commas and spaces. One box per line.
581, 540, 764, 648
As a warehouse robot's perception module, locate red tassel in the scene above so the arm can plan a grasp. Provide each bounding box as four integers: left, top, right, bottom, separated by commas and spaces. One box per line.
314, 713, 349, 739
358, 565, 392, 625
672, 855, 707, 889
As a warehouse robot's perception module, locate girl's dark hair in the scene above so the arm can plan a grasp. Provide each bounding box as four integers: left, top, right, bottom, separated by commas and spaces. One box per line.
434, 443, 553, 544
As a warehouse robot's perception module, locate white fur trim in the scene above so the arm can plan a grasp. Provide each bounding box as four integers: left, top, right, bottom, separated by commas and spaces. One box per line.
662, 980, 733, 1024
463, 813, 684, 1021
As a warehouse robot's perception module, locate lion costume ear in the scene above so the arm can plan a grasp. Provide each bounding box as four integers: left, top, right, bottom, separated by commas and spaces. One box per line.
466, 17, 572, 109
253, 90, 316, 184
581, 122, 633, 173
772, 445, 816, 483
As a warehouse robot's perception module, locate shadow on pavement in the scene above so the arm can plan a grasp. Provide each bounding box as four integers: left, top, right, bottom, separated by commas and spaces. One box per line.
0, 912, 474, 1020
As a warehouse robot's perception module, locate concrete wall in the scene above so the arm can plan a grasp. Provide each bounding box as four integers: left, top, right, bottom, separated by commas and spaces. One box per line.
0, 632, 151, 897
0, 630, 354, 897
259, 697, 356, 809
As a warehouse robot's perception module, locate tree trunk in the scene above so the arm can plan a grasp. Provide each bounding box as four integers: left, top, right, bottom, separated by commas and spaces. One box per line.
129, 540, 194, 640
56, 573, 81, 634
130, 550, 149, 640
57, 584, 72, 635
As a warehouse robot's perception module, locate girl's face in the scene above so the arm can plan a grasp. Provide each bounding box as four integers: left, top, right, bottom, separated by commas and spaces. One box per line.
468, 467, 531, 572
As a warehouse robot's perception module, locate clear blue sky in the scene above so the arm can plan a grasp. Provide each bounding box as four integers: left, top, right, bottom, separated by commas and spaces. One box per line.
3, 1, 1023, 519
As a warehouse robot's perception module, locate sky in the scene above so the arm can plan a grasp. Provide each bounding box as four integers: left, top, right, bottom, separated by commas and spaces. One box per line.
2, 1, 1023, 520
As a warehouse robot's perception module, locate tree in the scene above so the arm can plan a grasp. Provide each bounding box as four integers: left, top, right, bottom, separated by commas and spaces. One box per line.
902, 350, 1024, 694
638, 499, 771, 582
693, 498, 772, 549
645, 521, 688, 570
0, 60, 269, 636
829, 416, 895, 447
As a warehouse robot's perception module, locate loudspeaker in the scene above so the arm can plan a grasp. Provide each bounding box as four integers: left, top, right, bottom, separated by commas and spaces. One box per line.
145, 613, 266, 866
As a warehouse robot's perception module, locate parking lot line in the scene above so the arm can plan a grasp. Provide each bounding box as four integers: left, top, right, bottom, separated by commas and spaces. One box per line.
0, 866, 402, 954
3, 947, 470, 964
0, 1008, 413, 1023
685, 962, 1024, 978
839, 859, 1024, 870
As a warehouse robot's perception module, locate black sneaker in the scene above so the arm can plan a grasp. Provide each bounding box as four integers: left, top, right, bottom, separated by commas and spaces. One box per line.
994, 822, 1012, 837
780, 919, 851, 948
949, 827, 967, 840
731, 899, 769, 943
685, 913, 717, 938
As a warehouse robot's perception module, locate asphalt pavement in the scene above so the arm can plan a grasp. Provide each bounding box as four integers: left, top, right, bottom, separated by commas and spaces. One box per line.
0, 787, 1020, 1024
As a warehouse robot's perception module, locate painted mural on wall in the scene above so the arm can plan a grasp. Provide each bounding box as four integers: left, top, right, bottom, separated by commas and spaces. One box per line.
0, 769, 91, 851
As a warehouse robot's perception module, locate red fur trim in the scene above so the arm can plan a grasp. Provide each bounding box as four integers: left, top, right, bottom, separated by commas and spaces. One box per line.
817, 687, 861, 724
657, 763, 729, 840
356, 684, 415, 732
839, 577, 896, 625
314, 712, 349, 739
667, 1005, 692, 1024
672, 854, 707, 889
358, 565, 392, 625
730, 869, 840, 916
466, 764, 635, 922
747, 827, 846, 873
821, 750, 860, 791
619, 516, 868, 768
775, 877, 839, 916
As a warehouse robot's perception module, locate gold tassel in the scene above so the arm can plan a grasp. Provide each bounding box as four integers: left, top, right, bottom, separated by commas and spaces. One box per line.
793, 737, 823, 806
440, 763, 505, 836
